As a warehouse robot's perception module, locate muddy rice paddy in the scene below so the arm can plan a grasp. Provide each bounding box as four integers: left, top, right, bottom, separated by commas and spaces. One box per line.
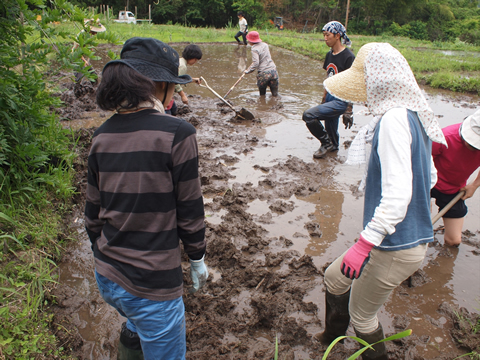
52, 43, 480, 360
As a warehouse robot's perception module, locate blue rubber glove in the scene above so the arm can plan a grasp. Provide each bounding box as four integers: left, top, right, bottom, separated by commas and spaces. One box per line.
341, 235, 375, 280
190, 256, 208, 293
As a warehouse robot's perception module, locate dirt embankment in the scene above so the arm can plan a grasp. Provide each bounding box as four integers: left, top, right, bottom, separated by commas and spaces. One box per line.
50, 79, 480, 360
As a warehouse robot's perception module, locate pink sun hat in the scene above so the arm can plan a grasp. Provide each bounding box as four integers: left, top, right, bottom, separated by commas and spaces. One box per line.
246, 31, 262, 43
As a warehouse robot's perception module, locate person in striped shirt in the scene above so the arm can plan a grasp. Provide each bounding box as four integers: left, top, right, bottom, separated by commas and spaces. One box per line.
86, 37, 207, 360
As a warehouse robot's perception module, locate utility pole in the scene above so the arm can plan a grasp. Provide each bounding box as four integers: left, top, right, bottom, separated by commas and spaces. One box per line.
345, 0, 351, 30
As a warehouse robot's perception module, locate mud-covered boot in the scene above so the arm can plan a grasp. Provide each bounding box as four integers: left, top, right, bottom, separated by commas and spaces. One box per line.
313, 143, 336, 158
117, 322, 144, 360
315, 289, 351, 345
354, 323, 388, 360
313, 133, 335, 159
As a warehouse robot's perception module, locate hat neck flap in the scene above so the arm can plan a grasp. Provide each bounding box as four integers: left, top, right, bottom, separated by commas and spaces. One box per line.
363, 43, 446, 145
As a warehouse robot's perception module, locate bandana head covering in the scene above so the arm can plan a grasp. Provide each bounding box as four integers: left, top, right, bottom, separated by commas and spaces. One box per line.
324, 42, 447, 150
322, 21, 351, 46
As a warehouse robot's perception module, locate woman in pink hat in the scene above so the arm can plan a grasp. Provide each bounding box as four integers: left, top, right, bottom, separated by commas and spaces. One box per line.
244, 31, 279, 96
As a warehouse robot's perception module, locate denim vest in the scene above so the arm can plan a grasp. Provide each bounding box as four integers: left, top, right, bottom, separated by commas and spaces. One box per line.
363, 110, 434, 251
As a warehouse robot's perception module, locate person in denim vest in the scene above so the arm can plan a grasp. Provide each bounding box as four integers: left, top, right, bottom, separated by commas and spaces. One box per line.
316, 43, 447, 360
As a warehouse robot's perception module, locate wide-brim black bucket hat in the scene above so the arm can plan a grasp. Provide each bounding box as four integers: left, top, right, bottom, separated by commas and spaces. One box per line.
103, 37, 192, 84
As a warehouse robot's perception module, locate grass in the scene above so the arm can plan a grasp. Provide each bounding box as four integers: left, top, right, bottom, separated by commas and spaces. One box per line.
0, 192, 75, 358
0, 125, 77, 358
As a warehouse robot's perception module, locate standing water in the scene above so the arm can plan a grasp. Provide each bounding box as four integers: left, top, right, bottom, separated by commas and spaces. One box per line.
60, 43, 480, 359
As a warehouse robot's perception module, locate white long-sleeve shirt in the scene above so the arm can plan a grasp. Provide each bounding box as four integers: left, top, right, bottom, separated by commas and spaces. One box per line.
245, 42, 276, 74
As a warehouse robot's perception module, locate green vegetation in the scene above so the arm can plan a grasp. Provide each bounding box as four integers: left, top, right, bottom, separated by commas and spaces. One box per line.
322, 329, 413, 360
272, 329, 413, 359
0, 0, 119, 358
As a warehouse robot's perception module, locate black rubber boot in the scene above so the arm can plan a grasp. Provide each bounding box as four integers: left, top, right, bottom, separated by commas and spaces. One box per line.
313, 134, 334, 159
315, 289, 351, 345
354, 323, 388, 360
117, 322, 144, 360
304, 118, 329, 142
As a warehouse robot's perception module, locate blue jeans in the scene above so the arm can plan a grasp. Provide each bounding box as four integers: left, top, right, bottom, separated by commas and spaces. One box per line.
302, 93, 348, 149
95, 271, 186, 360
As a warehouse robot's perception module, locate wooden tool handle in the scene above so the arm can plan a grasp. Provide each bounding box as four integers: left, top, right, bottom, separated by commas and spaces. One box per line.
224, 72, 246, 99
431, 190, 465, 225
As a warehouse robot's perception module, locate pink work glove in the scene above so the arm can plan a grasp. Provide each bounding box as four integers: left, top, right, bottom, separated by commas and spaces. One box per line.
341, 235, 375, 280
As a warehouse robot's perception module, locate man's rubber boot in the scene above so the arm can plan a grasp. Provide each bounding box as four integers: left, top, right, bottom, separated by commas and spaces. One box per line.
354, 323, 388, 360
315, 289, 351, 345
117, 322, 144, 360
305, 119, 328, 141
313, 134, 334, 159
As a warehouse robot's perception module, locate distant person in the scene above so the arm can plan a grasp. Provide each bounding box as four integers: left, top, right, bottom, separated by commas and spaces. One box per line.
318, 42, 446, 360
234, 11, 248, 45
431, 109, 480, 246
86, 37, 208, 360
72, 18, 106, 83
302, 21, 354, 159
244, 31, 279, 97
166, 44, 203, 115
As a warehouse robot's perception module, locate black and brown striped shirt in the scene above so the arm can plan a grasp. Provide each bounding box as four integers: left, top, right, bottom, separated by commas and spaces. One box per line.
85, 109, 206, 301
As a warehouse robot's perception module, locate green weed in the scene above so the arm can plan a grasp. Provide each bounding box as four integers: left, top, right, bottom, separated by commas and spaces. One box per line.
271, 329, 412, 359
454, 352, 480, 359
322, 329, 413, 360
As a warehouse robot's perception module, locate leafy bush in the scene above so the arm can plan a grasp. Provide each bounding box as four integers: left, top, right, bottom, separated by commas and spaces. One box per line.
389, 22, 407, 37
460, 30, 480, 45
408, 21, 428, 40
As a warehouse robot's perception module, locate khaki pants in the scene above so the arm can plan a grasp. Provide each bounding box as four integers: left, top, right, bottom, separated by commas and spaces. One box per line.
324, 244, 427, 333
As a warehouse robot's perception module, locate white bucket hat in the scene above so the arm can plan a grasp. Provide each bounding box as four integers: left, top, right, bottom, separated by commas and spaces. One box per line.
460, 109, 480, 150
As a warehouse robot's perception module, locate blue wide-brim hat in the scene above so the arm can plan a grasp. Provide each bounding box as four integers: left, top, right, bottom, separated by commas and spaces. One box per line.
103, 37, 192, 84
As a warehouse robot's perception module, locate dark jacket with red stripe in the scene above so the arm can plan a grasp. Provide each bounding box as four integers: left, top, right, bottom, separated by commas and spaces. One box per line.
85, 109, 206, 301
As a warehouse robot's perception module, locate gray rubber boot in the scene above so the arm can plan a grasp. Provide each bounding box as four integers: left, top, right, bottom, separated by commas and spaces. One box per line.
315, 289, 351, 345
354, 323, 388, 360
117, 322, 144, 360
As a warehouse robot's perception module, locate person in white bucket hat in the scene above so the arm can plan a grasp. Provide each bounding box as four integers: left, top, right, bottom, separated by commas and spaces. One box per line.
315, 42, 446, 360
431, 109, 480, 247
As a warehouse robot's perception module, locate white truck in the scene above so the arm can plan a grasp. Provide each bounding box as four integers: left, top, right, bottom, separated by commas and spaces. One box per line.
114, 11, 137, 24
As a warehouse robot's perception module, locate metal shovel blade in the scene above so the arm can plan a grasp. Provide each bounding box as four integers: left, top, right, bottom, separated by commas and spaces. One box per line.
237, 108, 255, 120
199, 77, 255, 120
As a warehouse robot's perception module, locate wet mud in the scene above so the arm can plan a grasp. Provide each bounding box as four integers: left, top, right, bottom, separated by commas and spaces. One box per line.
51, 43, 480, 360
